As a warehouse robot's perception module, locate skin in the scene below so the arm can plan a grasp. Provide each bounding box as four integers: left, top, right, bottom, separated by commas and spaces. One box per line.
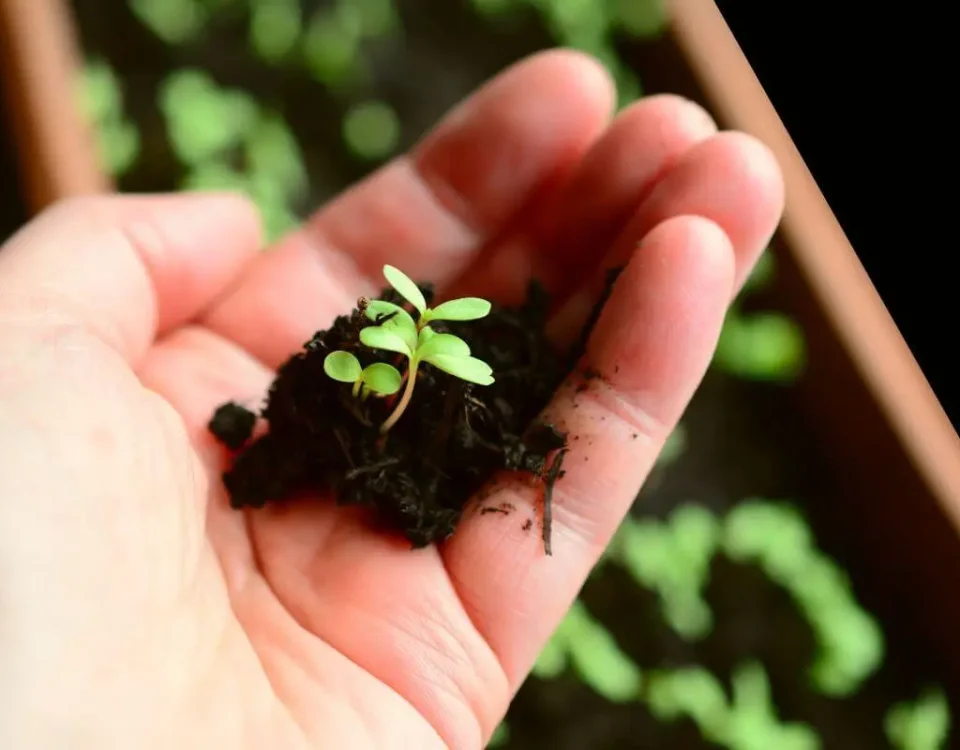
0, 51, 784, 749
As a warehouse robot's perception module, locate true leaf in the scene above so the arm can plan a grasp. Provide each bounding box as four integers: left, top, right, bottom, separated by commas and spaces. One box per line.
382, 264, 426, 313
324, 351, 362, 382
365, 300, 417, 350
417, 333, 470, 361
425, 297, 492, 322
359, 325, 411, 356
361, 363, 402, 395
426, 354, 494, 385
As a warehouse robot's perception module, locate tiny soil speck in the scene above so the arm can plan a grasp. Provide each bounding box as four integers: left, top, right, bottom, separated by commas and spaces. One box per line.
208, 270, 619, 552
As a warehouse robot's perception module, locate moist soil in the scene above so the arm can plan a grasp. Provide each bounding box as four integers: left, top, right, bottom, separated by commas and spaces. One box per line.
68, 0, 957, 747
208, 277, 587, 550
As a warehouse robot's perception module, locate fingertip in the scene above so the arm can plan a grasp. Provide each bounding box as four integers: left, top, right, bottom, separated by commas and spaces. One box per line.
632, 130, 785, 290
587, 214, 735, 417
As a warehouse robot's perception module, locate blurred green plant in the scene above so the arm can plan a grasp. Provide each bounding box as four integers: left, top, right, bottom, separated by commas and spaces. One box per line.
612, 506, 720, 640
78, 60, 140, 177
532, 599, 643, 702
885, 688, 951, 750
129, 0, 209, 44
712, 248, 806, 382
648, 661, 822, 750
159, 68, 308, 241
249, 0, 302, 64
724, 500, 886, 697
343, 100, 402, 161
159, 69, 259, 165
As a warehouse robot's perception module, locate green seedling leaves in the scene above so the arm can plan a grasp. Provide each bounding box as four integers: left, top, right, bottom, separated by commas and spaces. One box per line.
417, 332, 470, 361
885, 688, 951, 750
343, 100, 401, 161
324, 351, 362, 383
361, 363, 402, 396
383, 264, 427, 313
359, 325, 412, 357
365, 300, 418, 350
426, 354, 495, 385
424, 297, 492, 323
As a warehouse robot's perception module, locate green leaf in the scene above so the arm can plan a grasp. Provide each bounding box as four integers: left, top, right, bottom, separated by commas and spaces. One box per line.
713, 311, 805, 382
244, 112, 308, 202
885, 687, 951, 750
563, 601, 642, 703
249, 0, 301, 64
424, 354, 494, 385
130, 0, 208, 44
425, 297, 492, 322
417, 333, 471, 361
323, 351, 362, 382
343, 100, 401, 161
365, 300, 418, 350
382, 265, 426, 313
361, 363, 402, 395
359, 325, 411, 357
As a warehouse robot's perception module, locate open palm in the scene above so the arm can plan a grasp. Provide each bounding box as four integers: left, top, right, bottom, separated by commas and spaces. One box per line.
0, 52, 783, 750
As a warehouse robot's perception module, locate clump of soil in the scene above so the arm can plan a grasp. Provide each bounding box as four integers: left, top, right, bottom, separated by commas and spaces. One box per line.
208, 277, 601, 549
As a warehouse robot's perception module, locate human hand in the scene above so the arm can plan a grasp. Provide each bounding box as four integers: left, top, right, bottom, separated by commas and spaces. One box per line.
0, 51, 783, 749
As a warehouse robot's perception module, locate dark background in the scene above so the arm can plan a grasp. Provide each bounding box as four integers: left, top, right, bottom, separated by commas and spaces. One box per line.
715, 2, 955, 430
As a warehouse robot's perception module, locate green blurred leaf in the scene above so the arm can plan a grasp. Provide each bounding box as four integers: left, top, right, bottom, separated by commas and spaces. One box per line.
302, 8, 363, 87
354, 0, 400, 38
562, 601, 642, 702
613, 0, 667, 38
97, 120, 140, 177
714, 311, 805, 382
244, 112, 309, 201
78, 60, 122, 123
250, 0, 302, 63
159, 70, 259, 165
129, 0, 208, 44
886, 688, 951, 750
343, 100, 401, 160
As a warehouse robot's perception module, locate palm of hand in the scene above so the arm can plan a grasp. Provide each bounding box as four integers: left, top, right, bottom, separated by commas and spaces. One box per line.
0, 52, 783, 750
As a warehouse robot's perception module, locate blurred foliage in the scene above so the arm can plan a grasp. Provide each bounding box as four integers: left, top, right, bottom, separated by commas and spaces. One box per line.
648, 662, 822, 750
713, 248, 807, 382
724, 500, 885, 697
886, 688, 951, 750
78, 59, 140, 177
342, 100, 402, 160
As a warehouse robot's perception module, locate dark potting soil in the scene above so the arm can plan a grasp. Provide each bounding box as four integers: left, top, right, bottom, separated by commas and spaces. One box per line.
209, 277, 581, 549
68, 1, 956, 747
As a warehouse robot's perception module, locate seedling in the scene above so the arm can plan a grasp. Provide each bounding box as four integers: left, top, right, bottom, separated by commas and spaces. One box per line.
324, 264, 495, 433
323, 350, 402, 399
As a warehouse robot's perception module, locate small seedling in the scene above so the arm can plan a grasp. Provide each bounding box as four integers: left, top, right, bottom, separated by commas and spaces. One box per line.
324, 264, 495, 432
323, 350, 402, 399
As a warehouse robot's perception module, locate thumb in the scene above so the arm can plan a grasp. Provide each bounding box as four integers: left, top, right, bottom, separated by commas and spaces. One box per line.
0, 193, 262, 365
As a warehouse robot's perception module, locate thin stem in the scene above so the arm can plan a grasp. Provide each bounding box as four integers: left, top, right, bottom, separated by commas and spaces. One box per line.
380, 359, 419, 433
352, 379, 362, 398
